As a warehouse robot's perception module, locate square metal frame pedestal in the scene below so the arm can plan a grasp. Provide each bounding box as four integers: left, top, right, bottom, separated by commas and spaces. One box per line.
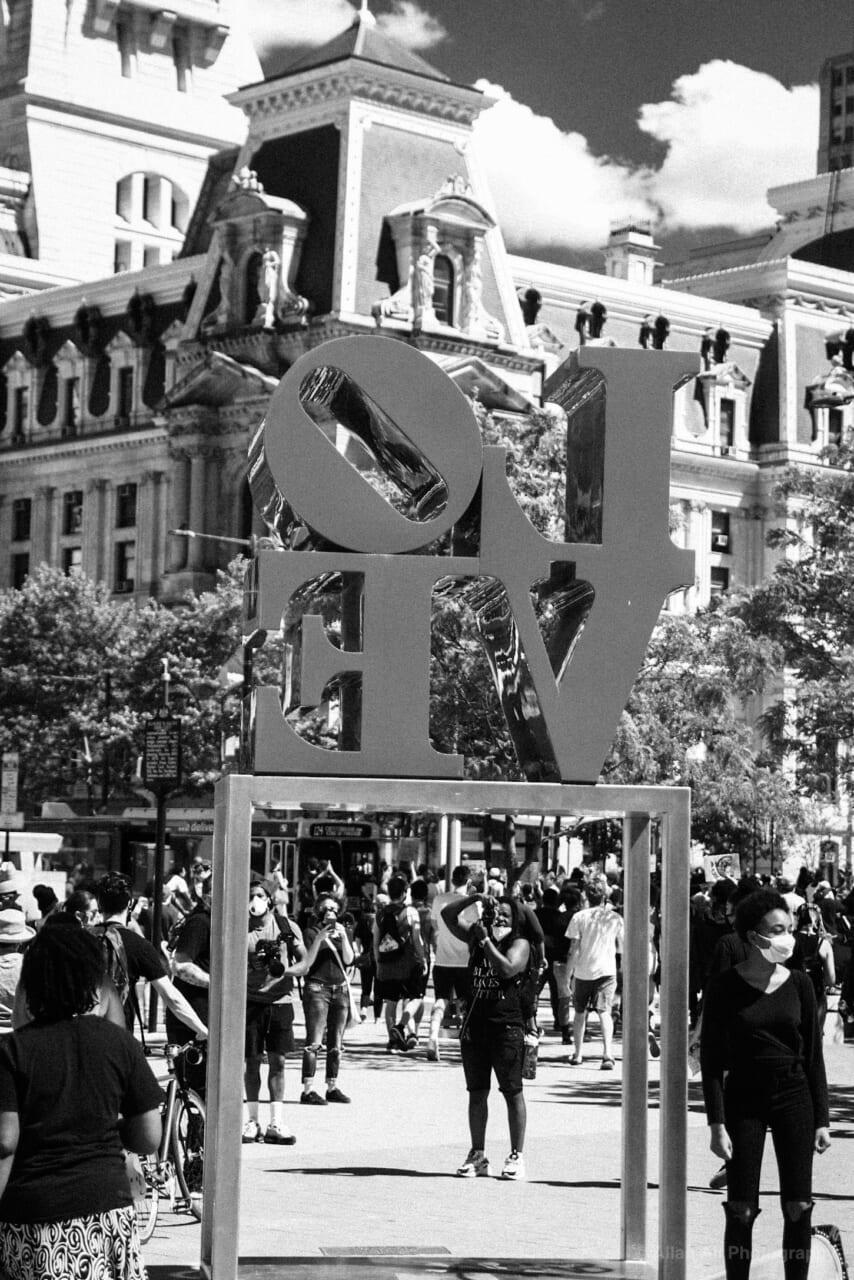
202, 776, 690, 1280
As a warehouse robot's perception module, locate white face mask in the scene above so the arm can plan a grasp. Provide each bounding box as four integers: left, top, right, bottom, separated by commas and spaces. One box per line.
248, 896, 268, 918
492, 925, 512, 943
754, 930, 795, 963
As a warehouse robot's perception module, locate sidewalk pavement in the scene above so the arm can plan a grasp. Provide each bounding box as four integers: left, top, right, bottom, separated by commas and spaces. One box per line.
143, 1004, 854, 1280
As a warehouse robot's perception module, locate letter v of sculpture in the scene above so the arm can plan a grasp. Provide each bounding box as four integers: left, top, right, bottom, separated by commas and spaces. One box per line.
245, 336, 696, 782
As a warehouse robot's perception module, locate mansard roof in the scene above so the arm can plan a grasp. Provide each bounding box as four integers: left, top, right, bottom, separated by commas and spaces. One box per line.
261, 11, 449, 85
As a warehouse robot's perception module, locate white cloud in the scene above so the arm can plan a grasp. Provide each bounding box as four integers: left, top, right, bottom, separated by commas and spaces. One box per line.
472, 80, 654, 252
473, 63, 819, 253
247, 0, 447, 57
247, 0, 353, 52
637, 61, 818, 232
375, 1, 447, 50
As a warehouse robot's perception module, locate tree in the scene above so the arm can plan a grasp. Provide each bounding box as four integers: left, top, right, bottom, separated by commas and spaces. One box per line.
737, 442, 854, 799
0, 563, 248, 811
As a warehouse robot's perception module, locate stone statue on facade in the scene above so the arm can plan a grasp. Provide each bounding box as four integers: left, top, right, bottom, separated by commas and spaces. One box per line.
639, 314, 654, 349
261, 248, 281, 330
413, 227, 439, 321
575, 301, 591, 345
588, 299, 607, 339
713, 325, 731, 365
653, 314, 670, 350
700, 328, 714, 370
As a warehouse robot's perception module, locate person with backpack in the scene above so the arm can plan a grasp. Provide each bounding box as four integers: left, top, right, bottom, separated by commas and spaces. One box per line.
242, 875, 305, 1145
791, 902, 835, 1034
94, 873, 208, 1045
373, 873, 426, 1053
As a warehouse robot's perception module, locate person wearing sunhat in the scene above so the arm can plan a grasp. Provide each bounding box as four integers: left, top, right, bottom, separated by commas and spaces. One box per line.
0, 909, 34, 1032
0, 867, 23, 911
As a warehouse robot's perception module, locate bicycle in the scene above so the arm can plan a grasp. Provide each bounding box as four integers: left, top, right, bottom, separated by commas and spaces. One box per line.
133, 1041, 206, 1243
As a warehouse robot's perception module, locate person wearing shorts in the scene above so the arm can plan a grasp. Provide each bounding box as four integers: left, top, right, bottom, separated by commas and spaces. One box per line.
427, 866, 475, 1060
566, 883, 623, 1070
441, 893, 531, 1181
242, 876, 304, 1145
374, 874, 426, 1053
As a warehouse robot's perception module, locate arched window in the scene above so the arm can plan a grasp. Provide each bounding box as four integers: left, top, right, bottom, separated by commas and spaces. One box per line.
432, 255, 454, 325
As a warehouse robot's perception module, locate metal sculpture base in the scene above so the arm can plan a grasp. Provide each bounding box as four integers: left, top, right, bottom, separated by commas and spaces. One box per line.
203, 777, 690, 1280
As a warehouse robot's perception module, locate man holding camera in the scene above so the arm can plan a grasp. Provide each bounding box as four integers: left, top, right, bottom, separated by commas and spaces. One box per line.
243, 875, 305, 1145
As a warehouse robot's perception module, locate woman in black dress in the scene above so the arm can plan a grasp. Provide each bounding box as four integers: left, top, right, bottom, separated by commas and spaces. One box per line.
701, 889, 831, 1280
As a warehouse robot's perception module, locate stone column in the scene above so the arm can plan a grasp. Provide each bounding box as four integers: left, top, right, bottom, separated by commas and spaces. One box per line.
187, 447, 208, 570
84, 479, 107, 582
33, 485, 57, 568
167, 449, 191, 571
137, 470, 165, 595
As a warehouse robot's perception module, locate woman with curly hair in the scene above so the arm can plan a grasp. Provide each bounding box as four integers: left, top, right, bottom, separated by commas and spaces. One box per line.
700, 888, 830, 1280
0, 918, 163, 1279
441, 893, 531, 1182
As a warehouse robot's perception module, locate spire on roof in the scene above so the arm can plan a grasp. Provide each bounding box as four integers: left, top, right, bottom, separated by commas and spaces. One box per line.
358, 0, 377, 29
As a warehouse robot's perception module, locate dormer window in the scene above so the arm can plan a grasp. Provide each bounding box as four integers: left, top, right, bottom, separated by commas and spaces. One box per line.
805, 359, 854, 450
432, 255, 454, 325
375, 178, 504, 343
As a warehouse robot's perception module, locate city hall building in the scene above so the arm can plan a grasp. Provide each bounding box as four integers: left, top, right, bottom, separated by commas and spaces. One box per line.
0, 1, 852, 858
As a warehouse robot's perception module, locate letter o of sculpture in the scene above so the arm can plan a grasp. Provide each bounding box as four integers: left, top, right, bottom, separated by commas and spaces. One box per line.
258, 336, 483, 553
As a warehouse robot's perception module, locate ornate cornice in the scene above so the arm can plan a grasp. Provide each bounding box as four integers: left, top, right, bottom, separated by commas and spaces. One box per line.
232, 69, 482, 136
0, 427, 166, 467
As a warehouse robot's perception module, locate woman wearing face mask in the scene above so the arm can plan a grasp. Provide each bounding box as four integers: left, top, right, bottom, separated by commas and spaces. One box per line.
441, 894, 530, 1182
700, 889, 830, 1280
293, 896, 354, 1106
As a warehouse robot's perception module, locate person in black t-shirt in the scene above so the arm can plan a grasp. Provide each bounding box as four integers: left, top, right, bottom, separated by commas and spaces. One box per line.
441, 894, 531, 1182
168, 863, 213, 1046
95, 873, 207, 1043
700, 890, 830, 1280
0, 921, 162, 1280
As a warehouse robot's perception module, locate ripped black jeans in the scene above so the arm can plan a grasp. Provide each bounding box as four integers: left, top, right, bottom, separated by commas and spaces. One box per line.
722, 1064, 815, 1280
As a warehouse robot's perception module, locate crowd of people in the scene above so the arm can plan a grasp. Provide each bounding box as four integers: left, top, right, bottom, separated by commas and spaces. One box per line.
0, 850, 846, 1278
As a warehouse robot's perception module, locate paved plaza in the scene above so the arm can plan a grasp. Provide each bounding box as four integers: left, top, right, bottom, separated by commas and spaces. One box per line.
143, 997, 854, 1280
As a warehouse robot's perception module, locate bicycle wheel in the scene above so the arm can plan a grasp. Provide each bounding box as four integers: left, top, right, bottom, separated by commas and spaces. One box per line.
171, 1089, 205, 1221
133, 1154, 159, 1243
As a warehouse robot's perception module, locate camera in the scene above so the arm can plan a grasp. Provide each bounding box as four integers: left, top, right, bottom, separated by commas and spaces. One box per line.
481, 896, 498, 931
255, 938, 285, 978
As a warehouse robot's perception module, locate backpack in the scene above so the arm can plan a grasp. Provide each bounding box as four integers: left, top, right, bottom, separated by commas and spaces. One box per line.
89, 921, 145, 1040
90, 921, 132, 1006
377, 903, 411, 956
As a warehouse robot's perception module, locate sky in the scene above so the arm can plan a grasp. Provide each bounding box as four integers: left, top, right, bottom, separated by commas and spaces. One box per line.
246, 0, 853, 267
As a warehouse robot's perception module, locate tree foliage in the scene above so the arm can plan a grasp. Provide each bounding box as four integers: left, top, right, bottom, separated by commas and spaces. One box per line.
0, 563, 246, 811
736, 443, 854, 796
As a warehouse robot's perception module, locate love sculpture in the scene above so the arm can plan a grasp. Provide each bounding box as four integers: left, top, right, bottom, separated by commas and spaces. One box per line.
245, 336, 696, 783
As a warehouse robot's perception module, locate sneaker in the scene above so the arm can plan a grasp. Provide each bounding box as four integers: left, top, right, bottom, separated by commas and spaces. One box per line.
241, 1120, 261, 1143
569, 1054, 584, 1066
709, 1164, 728, 1191
561, 1028, 573, 1045
456, 1148, 490, 1178
501, 1150, 526, 1181
325, 1087, 351, 1104
387, 1024, 406, 1051
263, 1124, 296, 1145
600, 1057, 615, 1071
426, 1039, 440, 1062
404, 1034, 418, 1053
648, 1030, 661, 1059
299, 1090, 327, 1106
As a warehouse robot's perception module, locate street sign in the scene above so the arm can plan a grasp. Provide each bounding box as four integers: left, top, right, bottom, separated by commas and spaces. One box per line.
0, 753, 19, 816
142, 711, 182, 789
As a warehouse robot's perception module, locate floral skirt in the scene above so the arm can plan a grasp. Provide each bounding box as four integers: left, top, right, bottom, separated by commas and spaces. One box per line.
0, 1205, 147, 1280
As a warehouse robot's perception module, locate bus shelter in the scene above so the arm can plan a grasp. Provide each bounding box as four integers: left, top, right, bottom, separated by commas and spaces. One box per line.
201, 774, 690, 1280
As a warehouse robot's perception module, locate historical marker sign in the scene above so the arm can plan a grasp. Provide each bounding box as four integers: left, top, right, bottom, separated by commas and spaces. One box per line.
142, 711, 182, 790
0, 753, 19, 816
